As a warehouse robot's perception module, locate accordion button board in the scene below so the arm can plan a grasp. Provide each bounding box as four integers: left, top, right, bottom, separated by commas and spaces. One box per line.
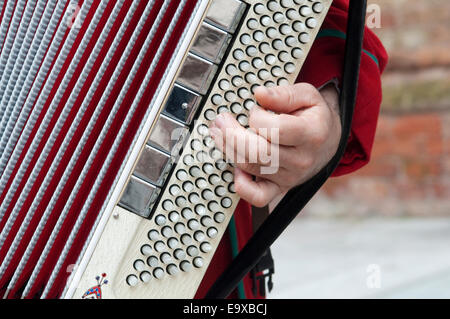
68, 0, 331, 299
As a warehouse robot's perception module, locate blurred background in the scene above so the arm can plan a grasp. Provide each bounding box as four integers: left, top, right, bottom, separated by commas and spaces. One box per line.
270, 0, 450, 298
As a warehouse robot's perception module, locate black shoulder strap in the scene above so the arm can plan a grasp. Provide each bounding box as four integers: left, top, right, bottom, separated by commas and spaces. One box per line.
250, 205, 274, 297
206, 0, 368, 299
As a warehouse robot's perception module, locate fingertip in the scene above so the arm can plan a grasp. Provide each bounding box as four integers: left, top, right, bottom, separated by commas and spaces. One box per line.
254, 86, 273, 105
254, 86, 267, 96
234, 167, 250, 181
215, 112, 240, 132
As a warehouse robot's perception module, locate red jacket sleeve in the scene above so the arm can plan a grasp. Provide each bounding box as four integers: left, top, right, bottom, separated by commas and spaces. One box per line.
297, 0, 388, 176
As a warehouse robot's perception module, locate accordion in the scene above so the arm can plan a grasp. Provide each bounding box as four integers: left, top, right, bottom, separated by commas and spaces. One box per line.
0, 0, 331, 299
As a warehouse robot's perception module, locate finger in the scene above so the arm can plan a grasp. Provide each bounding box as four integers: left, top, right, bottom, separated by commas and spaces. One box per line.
233, 161, 285, 185
210, 113, 294, 175
211, 129, 285, 183
254, 82, 323, 114
210, 112, 274, 166
249, 105, 309, 146
234, 167, 282, 207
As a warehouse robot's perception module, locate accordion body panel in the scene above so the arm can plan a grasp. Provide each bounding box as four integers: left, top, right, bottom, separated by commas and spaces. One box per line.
0, 0, 331, 299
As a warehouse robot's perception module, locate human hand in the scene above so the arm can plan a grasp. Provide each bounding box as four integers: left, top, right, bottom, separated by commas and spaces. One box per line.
209, 82, 341, 207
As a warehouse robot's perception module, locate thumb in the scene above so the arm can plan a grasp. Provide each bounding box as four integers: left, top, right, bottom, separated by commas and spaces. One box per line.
254, 83, 323, 114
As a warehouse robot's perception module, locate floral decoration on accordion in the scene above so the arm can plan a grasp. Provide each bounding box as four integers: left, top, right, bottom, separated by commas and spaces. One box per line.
82, 273, 108, 299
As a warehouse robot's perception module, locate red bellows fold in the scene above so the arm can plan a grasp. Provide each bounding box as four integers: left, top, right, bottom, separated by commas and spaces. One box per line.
0, 0, 198, 299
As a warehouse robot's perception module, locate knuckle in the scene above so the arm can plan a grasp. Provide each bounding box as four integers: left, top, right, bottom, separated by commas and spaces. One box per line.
295, 82, 314, 94
279, 115, 301, 145
263, 114, 285, 142
286, 86, 297, 107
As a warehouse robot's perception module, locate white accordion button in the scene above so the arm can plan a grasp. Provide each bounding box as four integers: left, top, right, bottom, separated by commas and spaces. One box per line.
187, 246, 199, 257
174, 223, 185, 235
174, 249, 186, 260
182, 207, 194, 219
169, 211, 179, 223
147, 256, 159, 268
267, 0, 280, 11
154, 241, 166, 253
208, 201, 220, 212
298, 32, 311, 43
194, 231, 206, 242
313, 2, 324, 13
253, 3, 266, 15
160, 252, 172, 264
214, 212, 225, 223
292, 48, 303, 59
221, 197, 232, 208
300, 5, 312, 17
133, 260, 146, 272
281, 0, 294, 8
126, 275, 139, 287
167, 264, 179, 276
207, 227, 218, 239
155, 214, 167, 226
201, 242, 213, 253
293, 21, 306, 32
140, 271, 152, 283
175, 196, 187, 207
141, 244, 153, 256
180, 261, 192, 272
247, 18, 258, 30
162, 199, 174, 211
153, 268, 165, 280
188, 219, 200, 231
195, 204, 206, 215
161, 226, 172, 237
168, 237, 179, 249
306, 17, 318, 29
193, 257, 204, 268
201, 216, 213, 227
181, 233, 192, 245
148, 230, 160, 241
169, 184, 181, 196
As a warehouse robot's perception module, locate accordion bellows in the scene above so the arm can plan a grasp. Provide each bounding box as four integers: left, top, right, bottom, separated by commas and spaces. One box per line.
0, 0, 330, 299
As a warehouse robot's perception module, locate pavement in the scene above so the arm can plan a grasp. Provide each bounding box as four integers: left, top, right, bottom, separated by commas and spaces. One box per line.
268, 217, 450, 299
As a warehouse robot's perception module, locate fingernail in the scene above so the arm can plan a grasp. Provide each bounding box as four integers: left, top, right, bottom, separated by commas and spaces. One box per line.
265, 87, 275, 96
255, 86, 269, 95
214, 114, 225, 129
249, 104, 259, 116
259, 86, 275, 96
209, 126, 221, 139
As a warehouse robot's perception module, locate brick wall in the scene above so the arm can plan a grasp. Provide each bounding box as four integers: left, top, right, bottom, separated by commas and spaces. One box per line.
304, 0, 450, 217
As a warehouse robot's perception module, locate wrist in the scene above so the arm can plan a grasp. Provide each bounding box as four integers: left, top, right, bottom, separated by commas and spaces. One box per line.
319, 82, 342, 162
319, 82, 340, 117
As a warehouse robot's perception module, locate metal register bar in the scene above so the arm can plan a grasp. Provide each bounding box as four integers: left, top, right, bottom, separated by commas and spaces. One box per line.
118, 2, 243, 219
